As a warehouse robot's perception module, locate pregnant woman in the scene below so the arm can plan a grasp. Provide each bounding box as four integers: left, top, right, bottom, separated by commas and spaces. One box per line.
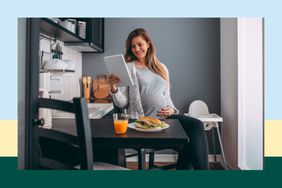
109, 28, 209, 169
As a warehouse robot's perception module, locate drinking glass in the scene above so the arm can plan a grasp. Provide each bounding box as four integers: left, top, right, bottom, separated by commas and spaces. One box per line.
113, 113, 129, 134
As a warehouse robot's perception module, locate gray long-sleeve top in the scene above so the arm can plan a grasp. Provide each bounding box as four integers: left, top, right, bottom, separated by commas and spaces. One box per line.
110, 62, 179, 118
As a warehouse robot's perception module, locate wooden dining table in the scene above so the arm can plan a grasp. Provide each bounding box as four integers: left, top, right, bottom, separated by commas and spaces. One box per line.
52, 118, 189, 170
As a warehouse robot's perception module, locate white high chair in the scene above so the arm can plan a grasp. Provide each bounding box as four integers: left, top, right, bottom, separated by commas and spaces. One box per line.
185, 100, 227, 169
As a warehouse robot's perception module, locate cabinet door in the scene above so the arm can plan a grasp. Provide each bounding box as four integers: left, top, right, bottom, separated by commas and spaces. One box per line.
19, 18, 41, 169
87, 18, 104, 51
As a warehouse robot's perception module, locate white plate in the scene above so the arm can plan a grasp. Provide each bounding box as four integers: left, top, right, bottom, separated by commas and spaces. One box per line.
128, 122, 170, 132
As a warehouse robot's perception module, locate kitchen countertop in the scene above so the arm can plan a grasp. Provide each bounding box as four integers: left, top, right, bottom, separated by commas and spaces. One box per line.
52, 103, 113, 119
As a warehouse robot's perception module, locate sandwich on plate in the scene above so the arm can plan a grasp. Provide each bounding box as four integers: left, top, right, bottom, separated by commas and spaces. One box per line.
135, 116, 166, 129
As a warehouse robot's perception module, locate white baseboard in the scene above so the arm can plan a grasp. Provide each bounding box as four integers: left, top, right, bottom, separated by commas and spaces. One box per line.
126, 154, 233, 169
126, 153, 224, 163
126, 154, 177, 163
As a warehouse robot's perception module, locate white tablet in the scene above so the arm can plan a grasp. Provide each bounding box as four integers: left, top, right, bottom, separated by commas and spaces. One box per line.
103, 54, 134, 87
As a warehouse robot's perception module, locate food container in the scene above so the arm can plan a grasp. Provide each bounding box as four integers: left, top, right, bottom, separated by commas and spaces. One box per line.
50, 18, 60, 24
77, 21, 86, 39
59, 19, 76, 33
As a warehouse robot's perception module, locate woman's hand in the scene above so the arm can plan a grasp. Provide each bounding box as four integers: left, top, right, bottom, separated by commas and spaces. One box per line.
108, 74, 120, 93
157, 107, 175, 119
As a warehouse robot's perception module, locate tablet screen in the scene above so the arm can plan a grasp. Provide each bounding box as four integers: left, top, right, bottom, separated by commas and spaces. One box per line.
103, 54, 134, 87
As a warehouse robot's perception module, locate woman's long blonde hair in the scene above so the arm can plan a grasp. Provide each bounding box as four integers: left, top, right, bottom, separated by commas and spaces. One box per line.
124, 28, 168, 81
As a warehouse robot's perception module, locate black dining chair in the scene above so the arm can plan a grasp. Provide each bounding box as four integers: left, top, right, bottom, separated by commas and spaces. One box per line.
38, 97, 129, 170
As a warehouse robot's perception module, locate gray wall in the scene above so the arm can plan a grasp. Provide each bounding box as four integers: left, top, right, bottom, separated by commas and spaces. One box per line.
220, 19, 238, 169
83, 18, 220, 115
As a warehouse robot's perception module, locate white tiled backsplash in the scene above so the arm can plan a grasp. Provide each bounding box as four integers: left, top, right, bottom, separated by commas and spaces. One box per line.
40, 39, 82, 101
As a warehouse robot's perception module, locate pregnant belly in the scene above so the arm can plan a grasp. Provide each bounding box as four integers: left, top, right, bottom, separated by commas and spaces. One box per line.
141, 95, 167, 117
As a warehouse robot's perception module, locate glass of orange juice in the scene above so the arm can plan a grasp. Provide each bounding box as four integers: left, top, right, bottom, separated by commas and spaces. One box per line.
113, 113, 129, 134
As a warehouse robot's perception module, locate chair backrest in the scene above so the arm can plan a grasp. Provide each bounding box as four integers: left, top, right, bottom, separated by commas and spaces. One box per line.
38, 97, 93, 170
188, 100, 210, 115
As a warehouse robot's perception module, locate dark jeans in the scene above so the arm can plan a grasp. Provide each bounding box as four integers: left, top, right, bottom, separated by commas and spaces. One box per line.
168, 114, 209, 170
